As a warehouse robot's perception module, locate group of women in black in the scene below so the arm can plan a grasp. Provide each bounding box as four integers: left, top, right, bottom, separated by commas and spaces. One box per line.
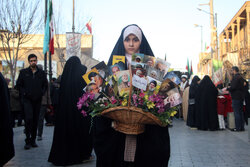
186, 75, 219, 130
48, 24, 170, 167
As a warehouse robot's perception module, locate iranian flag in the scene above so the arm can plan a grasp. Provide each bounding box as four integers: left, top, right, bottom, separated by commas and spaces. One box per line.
43, 0, 54, 54
186, 58, 190, 73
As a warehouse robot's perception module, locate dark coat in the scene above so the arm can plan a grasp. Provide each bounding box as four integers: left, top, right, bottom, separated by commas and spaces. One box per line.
16, 66, 48, 102
195, 75, 219, 131
0, 72, 15, 166
48, 56, 92, 166
186, 76, 200, 128
228, 73, 244, 100
9, 88, 22, 112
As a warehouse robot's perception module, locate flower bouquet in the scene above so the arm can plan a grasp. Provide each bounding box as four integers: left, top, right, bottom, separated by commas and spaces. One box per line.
78, 58, 179, 135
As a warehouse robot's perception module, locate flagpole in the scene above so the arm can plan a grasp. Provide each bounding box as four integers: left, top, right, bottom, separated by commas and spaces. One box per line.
72, 0, 75, 32
44, 0, 47, 77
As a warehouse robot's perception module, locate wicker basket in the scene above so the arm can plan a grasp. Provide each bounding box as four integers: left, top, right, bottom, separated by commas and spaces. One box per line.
101, 106, 165, 135
101, 67, 165, 135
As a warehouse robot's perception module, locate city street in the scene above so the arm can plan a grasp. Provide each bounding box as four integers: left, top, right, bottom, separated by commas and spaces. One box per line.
4, 119, 250, 167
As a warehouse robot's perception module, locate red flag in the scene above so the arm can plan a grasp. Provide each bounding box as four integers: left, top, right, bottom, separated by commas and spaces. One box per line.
186, 58, 190, 73
49, 0, 54, 54
86, 20, 92, 34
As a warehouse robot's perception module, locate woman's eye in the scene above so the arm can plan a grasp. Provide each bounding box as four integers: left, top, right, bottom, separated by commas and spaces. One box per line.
133, 38, 139, 42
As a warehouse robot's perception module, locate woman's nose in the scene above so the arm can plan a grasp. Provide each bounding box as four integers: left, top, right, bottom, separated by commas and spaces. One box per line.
129, 40, 134, 46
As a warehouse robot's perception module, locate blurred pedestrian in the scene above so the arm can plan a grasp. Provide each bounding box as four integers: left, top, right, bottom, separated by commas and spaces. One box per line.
195, 75, 219, 131
48, 56, 93, 166
0, 72, 15, 166
227, 66, 245, 131
186, 76, 200, 128
16, 54, 48, 149
36, 64, 51, 141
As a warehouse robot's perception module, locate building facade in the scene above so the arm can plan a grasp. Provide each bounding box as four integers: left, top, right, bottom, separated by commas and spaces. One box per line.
219, 1, 250, 80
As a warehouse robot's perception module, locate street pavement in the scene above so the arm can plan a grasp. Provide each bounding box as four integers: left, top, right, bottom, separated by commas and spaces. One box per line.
4, 119, 250, 167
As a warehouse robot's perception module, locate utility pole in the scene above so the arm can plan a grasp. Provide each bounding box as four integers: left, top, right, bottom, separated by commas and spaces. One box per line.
209, 0, 215, 59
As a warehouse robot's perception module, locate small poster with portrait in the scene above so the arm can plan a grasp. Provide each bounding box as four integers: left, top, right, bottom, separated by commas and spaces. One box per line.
143, 55, 156, 68
116, 70, 131, 96
132, 67, 147, 78
109, 62, 126, 75
155, 58, 171, 77
112, 55, 126, 65
158, 78, 178, 97
132, 53, 144, 63
164, 87, 182, 109
82, 68, 100, 84
145, 76, 162, 95
91, 61, 109, 80
164, 71, 181, 85
146, 66, 164, 82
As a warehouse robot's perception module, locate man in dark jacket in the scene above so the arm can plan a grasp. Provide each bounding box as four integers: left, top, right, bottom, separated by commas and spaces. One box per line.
16, 54, 48, 149
227, 66, 245, 131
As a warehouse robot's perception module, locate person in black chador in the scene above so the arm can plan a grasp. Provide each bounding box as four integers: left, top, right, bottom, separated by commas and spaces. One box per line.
195, 75, 219, 131
16, 54, 48, 149
48, 56, 93, 166
243, 80, 250, 125
94, 24, 170, 167
186, 75, 200, 128
0, 72, 15, 166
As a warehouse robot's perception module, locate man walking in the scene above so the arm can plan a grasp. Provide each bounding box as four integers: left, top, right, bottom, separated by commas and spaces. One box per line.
227, 66, 245, 131
16, 54, 48, 149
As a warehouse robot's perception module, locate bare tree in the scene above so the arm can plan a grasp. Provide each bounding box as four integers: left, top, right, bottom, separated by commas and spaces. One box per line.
0, 0, 42, 87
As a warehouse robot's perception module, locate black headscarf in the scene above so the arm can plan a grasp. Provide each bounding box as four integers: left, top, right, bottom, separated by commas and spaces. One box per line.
195, 75, 219, 130
0, 72, 15, 166
94, 25, 170, 167
107, 24, 154, 67
189, 76, 200, 99
48, 56, 92, 166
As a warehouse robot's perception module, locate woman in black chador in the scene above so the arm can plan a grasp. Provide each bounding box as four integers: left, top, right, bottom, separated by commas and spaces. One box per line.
94, 24, 170, 167
0, 72, 15, 167
195, 75, 219, 130
48, 56, 93, 166
186, 75, 200, 128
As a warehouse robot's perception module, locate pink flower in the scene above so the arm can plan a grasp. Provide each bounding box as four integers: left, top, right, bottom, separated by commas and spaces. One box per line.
132, 94, 138, 106
111, 96, 117, 104
139, 92, 145, 98
81, 110, 87, 117
77, 102, 82, 110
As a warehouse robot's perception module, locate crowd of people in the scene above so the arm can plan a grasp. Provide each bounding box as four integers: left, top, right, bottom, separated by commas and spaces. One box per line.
0, 24, 250, 167
181, 67, 250, 132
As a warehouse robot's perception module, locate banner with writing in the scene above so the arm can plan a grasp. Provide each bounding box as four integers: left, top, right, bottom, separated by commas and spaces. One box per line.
66, 32, 81, 60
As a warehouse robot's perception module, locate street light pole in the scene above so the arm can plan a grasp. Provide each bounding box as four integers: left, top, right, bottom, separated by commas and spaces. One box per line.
197, 0, 217, 60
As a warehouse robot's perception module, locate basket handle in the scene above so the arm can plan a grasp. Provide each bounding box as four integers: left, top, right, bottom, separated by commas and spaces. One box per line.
128, 64, 133, 108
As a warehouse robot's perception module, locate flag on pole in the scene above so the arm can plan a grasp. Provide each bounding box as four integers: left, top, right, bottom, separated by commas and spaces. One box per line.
86, 19, 92, 34
190, 60, 193, 75
43, 0, 54, 54
204, 43, 210, 52
186, 58, 190, 74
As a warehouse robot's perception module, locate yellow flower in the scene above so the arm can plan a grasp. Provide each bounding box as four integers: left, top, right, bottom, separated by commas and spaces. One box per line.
170, 111, 177, 117
147, 101, 155, 109
122, 99, 128, 106
113, 75, 118, 81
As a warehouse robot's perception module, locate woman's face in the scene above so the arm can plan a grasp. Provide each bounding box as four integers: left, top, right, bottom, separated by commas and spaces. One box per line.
123, 34, 141, 55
